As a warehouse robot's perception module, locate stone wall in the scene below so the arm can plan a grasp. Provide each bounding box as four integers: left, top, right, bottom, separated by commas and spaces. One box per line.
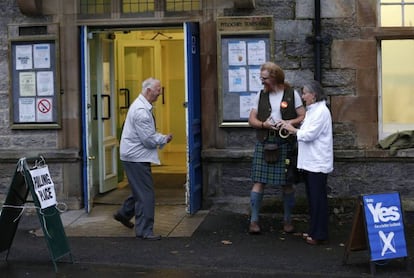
204, 149, 414, 214
202, 0, 414, 212
1, 0, 413, 214
0, 0, 82, 209
210, 0, 377, 149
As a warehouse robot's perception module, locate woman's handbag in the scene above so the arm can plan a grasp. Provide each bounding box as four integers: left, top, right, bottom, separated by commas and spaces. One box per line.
263, 143, 279, 164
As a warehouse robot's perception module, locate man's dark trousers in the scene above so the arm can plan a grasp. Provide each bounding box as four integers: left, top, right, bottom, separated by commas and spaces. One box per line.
118, 161, 155, 237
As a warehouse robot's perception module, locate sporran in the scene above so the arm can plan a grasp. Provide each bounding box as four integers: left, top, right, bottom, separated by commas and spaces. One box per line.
263, 143, 279, 164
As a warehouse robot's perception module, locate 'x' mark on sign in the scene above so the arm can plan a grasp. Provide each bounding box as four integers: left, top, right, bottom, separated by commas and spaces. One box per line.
379, 230, 396, 256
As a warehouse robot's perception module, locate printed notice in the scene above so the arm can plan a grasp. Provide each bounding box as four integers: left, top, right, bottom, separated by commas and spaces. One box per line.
16, 45, 33, 70
240, 93, 256, 119
33, 44, 51, 69
249, 68, 262, 92
247, 40, 266, 65
228, 41, 247, 66
30, 166, 57, 209
19, 72, 36, 96
228, 67, 247, 92
19, 98, 36, 122
37, 71, 54, 96
36, 98, 53, 122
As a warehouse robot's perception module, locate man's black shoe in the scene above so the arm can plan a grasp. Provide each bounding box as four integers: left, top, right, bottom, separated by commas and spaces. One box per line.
142, 234, 161, 241
113, 213, 134, 229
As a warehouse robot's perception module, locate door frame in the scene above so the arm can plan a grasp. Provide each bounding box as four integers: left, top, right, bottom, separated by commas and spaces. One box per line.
80, 23, 202, 213
184, 22, 202, 214
80, 26, 90, 212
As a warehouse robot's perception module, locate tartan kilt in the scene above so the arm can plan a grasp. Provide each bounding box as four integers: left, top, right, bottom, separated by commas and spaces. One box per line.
251, 137, 293, 186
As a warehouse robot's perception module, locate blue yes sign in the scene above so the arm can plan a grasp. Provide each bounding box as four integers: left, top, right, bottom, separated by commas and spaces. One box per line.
363, 192, 407, 261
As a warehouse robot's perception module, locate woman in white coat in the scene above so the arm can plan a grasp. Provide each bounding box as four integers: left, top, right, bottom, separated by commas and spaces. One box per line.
282, 80, 333, 245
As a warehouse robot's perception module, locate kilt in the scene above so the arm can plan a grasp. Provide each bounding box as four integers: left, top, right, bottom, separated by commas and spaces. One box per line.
251, 136, 294, 186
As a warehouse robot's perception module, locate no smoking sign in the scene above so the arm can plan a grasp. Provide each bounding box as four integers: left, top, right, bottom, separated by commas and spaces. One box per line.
36, 98, 53, 122
38, 98, 51, 113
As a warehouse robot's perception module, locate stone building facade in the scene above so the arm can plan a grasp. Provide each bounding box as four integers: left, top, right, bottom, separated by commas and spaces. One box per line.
0, 0, 413, 214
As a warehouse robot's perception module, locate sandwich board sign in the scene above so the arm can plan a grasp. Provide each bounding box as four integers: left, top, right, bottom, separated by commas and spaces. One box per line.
0, 157, 72, 272
343, 192, 408, 274
362, 192, 407, 262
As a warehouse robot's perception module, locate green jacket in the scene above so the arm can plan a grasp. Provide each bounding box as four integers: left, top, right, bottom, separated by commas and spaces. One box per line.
378, 130, 414, 155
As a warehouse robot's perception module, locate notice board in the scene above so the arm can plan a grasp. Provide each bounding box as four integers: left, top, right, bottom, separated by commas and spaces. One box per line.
9, 34, 61, 129
217, 16, 274, 127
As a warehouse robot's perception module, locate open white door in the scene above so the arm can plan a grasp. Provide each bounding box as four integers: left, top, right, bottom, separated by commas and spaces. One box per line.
81, 28, 118, 212
93, 34, 119, 194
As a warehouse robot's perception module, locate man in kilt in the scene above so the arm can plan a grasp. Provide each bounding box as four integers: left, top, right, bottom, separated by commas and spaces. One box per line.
248, 62, 305, 234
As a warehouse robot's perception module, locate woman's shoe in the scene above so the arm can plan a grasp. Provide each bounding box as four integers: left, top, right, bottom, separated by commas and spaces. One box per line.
249, 221, 261, 234
305, 236, 326, 245
283, 222, 295, 233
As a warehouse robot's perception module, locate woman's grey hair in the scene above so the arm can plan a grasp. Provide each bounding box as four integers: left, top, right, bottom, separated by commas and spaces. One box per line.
303, 80, 327, 102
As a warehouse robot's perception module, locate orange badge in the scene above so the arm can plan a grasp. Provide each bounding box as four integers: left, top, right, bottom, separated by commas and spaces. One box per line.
281, 101, 288, 108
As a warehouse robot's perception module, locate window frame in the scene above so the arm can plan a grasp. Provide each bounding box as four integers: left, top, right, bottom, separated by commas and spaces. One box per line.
380, 0, 414, 27
377, 0, 414, 139
78, 0, 112, 19
77, 0, 202, 19
119, 0, 157, 17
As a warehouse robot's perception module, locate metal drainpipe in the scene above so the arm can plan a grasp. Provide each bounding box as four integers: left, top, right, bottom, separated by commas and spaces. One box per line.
314, 0, 322, 82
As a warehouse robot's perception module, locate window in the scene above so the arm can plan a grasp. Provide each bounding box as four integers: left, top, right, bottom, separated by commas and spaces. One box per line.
79, 0, 201, 17
121, 0, 201, 14
381, 40, 414, 134
122, 0, 155, 13
379, 1, 414, 137
380, 0, 414, 26
165, 0, 201, 12
80, 0, 111, 15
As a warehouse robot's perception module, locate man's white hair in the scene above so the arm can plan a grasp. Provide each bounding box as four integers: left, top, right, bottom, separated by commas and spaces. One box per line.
142, 77, 159, 94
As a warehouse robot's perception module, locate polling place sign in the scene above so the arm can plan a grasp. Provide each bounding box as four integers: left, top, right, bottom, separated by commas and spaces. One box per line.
30, 166, 56, 209
0, 157, 72, 273
362, 192, 407, 261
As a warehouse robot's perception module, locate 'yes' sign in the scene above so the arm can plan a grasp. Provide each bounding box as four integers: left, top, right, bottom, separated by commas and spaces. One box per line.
363, 192, 407, 261
366, 202, 400, 223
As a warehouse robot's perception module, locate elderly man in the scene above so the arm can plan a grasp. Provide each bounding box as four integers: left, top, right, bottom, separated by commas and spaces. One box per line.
114, 77, 173, 240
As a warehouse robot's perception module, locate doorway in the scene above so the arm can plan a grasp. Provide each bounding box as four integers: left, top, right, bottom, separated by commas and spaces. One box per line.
81, 24, 201, 214
115, 29, 186, 175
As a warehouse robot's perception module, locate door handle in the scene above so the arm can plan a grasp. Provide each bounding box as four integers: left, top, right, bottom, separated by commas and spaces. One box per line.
93, 95, 97, 120
93, 94, 111, 120
119, 88, 130, 110
101, 94, 111, 120
88, 156, 96, 160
